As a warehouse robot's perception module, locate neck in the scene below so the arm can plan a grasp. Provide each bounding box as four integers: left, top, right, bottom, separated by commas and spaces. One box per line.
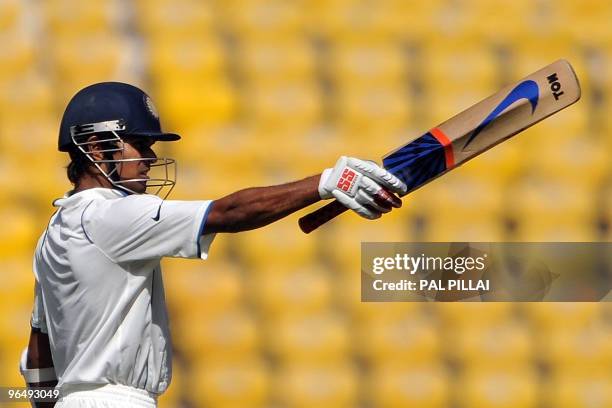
74, 172, 113, 193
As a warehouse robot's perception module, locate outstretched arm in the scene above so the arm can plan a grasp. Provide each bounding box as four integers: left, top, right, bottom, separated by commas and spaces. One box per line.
204, 157, 408, 233
205, 175, 321, 233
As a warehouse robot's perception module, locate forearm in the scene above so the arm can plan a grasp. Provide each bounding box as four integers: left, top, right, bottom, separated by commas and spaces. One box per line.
24, 328, 56, 408
205, 175, 321, 233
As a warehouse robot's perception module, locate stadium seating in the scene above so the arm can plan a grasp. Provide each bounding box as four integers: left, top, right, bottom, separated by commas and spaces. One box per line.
238, 38, 317, 85
136, 0, 215, 40
368, 364, 450, 408
188, 358, 269, 407
458, 367, 539, 408
357, 315, 441, 364
251, 264, 333, 316
1, 1, 611, 407
544, 371, 612, 408
265, 312, 350, 363
42, 0, 119, 36
163, 259, 244, 316
448, 321, 533, 370
274, 362, 359, 408
175, 307, 260, 361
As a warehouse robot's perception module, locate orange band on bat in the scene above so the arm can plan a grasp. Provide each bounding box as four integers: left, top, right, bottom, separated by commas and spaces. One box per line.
430, 127, 455, 168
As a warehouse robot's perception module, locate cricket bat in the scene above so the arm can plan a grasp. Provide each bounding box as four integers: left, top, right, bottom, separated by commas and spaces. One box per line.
299, 59, 581, 233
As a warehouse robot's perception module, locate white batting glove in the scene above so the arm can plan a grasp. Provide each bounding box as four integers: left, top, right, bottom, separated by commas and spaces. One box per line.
319, 156, 408, 219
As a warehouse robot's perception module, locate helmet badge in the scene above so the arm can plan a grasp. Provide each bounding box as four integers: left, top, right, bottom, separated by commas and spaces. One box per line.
144, 95, 159, 120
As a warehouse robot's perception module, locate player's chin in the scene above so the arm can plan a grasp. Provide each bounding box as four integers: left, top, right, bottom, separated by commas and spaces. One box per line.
124, 180, 148, 194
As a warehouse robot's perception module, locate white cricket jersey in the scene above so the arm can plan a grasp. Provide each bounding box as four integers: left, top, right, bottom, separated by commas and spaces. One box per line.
30, 188, 215, 394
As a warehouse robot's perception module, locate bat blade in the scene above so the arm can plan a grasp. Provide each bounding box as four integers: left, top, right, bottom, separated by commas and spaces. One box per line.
299, 59, 581, 234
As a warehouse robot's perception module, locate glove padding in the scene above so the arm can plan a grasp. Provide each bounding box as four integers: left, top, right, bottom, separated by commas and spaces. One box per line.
319, 156, 408, 219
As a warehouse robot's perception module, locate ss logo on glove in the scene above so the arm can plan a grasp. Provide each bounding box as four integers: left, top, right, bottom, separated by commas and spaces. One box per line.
336, 168, 357, 194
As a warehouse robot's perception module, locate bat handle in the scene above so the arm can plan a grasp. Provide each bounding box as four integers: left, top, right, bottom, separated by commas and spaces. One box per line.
299, 200, 348, 233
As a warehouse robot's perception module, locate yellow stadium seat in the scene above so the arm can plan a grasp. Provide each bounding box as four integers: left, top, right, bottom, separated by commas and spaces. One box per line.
386, 0, 451, 41
169, 124, 265, 173
170, 159, 268, 202
352, 302, 422, 325
238, 38, 316, 85
0, 74, 54, 122
422, 42, 499, 94
357, 316, 441, 365
544, 372, 612, 408
49, 34, 136, 103
234, 219, 318, 269
0, 205, 40, 258
321, 121, 408, 163
174, 308, 260, 361
154, 78, 237, 130
24, 163, 68, 207
136, 0, 215, 39
457, 0, 536, 42
520, 104, 589, 155
311, 0, 411, 42
287, 125, 347, 171
274, 362, 358, 408
424, 216, 507, 242
221, 0, 305, 39
245, 82, 322, 132
0, 0, 23, 31
0, 353, 30, 389
523, 303, 602, 330
0, 301, 31, 365
0, 116, 60, 157
43, 0, 119, 36
0, 258, 35, 318
332, 274, 363, 316
448, 322, 533, 369
189, 358, 269, 408
435, 303, 516, 329
421, 174, 507, 241
330, 42, 407, 89
604, 187, 612, 240
162, 259, 243, 316
555, 0, 612, 20
335, 85, 411, 138
251, 264, 332, 317
527, 134, 609, 188
368, 364, 450, 408
265, 312, 350, 363
535, 323, 611, 374
459, 367, 538, 408
508, 179, 598, 241
148, 37, 226, 83
0, 32, 36, 81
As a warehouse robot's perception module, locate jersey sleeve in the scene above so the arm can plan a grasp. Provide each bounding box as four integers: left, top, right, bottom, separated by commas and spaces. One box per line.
31, 280, 48, 333
83, 195, 216, 263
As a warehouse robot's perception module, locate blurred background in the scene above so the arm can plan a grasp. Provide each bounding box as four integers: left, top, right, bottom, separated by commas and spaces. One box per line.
0, 0, 611, 407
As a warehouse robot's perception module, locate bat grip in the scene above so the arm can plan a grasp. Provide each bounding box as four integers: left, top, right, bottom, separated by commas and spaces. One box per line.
298, 200, 348, 233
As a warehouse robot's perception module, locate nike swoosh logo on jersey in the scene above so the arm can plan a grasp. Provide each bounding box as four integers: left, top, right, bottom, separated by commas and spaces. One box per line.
152, 205, 162, 221
463, 80, 539, 149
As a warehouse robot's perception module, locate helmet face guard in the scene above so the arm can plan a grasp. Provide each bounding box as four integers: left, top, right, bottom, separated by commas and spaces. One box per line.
70, 119, 176, 199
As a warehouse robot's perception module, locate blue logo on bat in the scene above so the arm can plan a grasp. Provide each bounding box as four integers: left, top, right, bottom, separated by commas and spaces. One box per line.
463, 80, 539, 149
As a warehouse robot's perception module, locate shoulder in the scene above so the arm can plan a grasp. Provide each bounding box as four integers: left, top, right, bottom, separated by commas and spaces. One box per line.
84, 194, 163, 227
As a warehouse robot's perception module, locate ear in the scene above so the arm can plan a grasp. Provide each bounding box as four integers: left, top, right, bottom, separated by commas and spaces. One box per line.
85, 135, 105, 162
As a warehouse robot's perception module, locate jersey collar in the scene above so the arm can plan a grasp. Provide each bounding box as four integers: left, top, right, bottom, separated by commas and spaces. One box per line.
53, 188, 128, 208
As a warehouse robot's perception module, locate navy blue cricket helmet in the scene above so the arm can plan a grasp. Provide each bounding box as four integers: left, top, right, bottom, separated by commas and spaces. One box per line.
58, 82, 180, 152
